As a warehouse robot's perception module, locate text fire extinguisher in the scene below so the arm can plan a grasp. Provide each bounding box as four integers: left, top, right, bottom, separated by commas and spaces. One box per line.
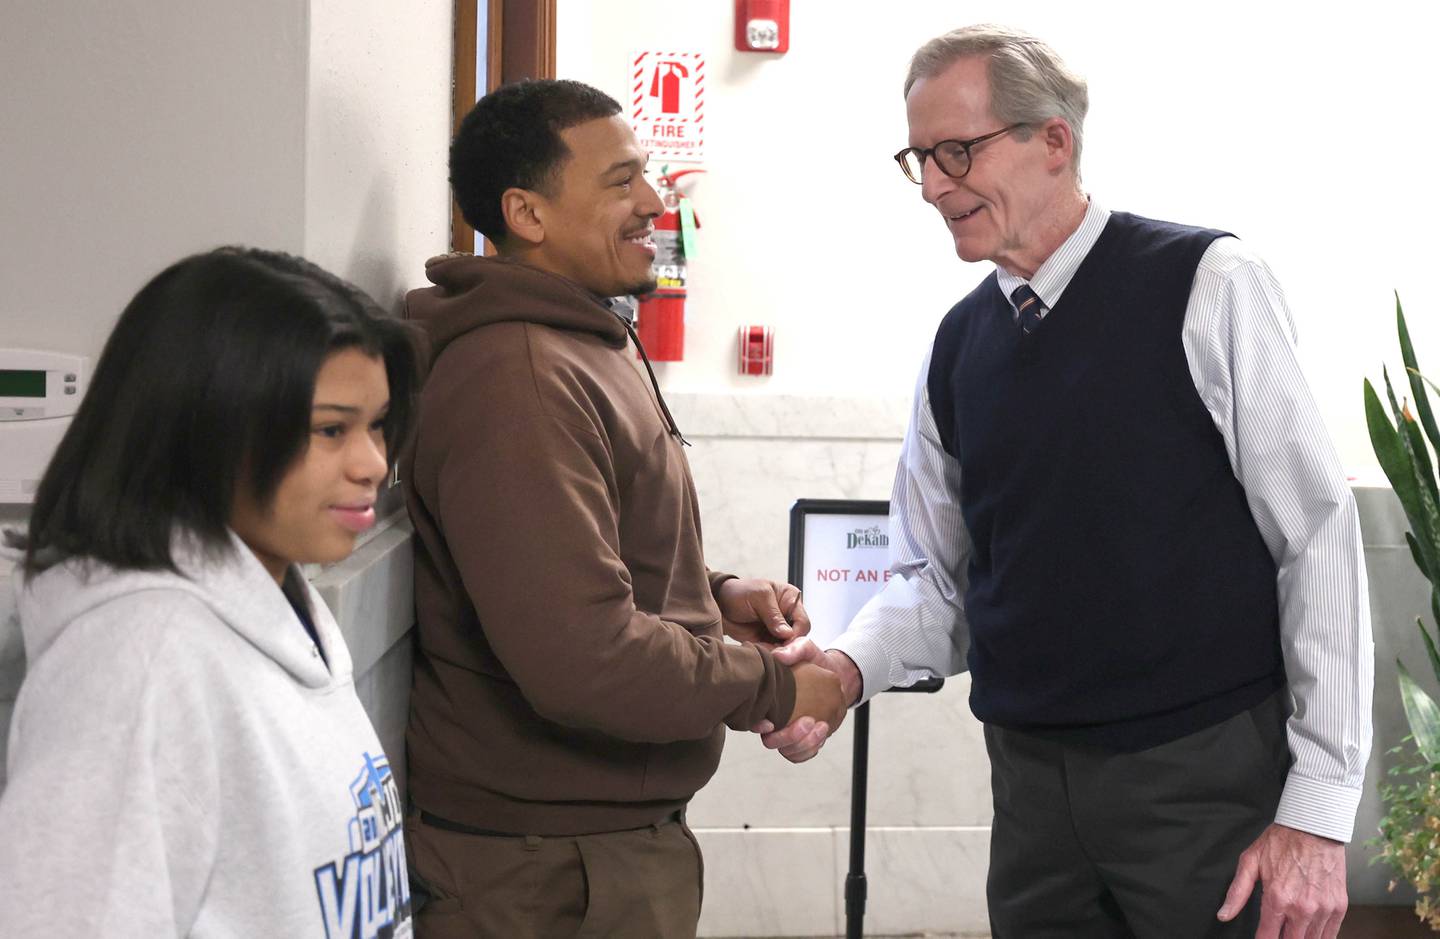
636, 168, 702, 362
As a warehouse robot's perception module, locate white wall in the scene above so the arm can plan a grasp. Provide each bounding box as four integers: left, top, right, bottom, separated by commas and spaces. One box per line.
0, 0, 309, 361
557, 0, 1440, 480
304, 0, 453, 310
0, 0, 451, 519
0, 0, 451, 361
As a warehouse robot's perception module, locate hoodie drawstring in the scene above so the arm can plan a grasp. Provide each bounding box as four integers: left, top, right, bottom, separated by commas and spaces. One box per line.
616, 314, 691, 447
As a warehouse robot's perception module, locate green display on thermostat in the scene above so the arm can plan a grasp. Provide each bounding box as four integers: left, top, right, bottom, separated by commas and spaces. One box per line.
0, 369, 46, 397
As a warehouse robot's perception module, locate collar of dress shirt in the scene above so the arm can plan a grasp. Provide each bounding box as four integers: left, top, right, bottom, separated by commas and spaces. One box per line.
995, 196, 1110, 316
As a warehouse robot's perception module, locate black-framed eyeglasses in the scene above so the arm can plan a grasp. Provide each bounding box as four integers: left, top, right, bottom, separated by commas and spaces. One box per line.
893, 123, 1027, 184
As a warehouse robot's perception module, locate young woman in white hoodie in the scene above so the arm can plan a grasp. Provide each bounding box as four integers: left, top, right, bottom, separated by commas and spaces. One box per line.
0, 247, 421, 938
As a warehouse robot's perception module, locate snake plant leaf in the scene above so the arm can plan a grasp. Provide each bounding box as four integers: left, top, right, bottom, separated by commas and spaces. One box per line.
1433, 585, 1440, 644
1384, 368, 1440, 575
1406, 531, 1433, 584
1368, 379, 1420, 511
1369, 378, 1439, 577
1418, 615, 1440, 689
1398, 294, 1440, 459
1400, 399, 1440, 508
1397, 659, 1440, 765
1410, 364, 1440, 467
1412, 367, 1440, 402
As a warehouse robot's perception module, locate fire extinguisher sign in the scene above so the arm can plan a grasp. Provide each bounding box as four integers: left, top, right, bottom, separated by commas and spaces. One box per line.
631, 51, 705, 162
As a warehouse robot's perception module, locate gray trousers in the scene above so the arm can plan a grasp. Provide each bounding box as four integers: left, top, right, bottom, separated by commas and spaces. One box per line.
985, 691, 1290, 939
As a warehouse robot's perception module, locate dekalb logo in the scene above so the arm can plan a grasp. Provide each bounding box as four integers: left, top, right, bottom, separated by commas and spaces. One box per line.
846, 525, 888, 550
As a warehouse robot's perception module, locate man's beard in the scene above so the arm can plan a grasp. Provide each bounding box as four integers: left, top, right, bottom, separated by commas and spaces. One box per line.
622, 274, 659, 297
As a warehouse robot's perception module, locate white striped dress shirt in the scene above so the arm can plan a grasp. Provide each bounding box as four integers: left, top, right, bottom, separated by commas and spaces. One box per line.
833, 198, 1374, 843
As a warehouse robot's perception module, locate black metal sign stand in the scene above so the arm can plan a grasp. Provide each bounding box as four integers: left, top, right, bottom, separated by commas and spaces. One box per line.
787, 499, 947, 939
844, 678, 944, 939
846, 699, 871, 938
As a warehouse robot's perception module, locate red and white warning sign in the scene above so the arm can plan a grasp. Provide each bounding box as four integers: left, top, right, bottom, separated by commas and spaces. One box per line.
631, 51, 704, 162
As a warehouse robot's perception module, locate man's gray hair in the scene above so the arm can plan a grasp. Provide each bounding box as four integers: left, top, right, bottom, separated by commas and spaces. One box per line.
905, 24, 1089, 173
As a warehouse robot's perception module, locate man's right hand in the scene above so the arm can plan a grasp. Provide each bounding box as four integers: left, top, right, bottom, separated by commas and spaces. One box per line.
752, 639, 861, 762
789, 660, 847, 731
777, 638, 863, 707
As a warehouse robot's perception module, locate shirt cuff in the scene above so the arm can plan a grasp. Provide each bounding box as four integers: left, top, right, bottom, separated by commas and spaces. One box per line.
707, 570, 737, 598
826, 630, 893, 706
1274, 772, 1363, 843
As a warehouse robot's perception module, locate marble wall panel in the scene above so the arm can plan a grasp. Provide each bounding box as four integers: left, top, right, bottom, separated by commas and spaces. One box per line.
689, 675, 990, 830
312, 512, 416, 795
834, 827, 992, 938
671, 393, 909, 584
311, 513, 414, 677
694, 828, 841, 938
353, 635, 413, 798
684, 395, 996, 935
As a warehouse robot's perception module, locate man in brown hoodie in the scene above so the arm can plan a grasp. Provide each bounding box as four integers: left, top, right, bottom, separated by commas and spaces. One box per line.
401, 79, 846, 939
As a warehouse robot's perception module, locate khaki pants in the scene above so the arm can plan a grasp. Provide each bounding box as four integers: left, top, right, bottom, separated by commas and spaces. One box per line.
406, 810, 703, 939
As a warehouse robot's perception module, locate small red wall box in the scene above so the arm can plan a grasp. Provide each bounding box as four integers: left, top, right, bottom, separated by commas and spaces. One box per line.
738, 325, 774, 375
734, 0, 789, 53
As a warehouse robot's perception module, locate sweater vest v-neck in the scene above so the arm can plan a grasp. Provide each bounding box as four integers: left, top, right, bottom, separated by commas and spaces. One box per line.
927, 211, 1283, 750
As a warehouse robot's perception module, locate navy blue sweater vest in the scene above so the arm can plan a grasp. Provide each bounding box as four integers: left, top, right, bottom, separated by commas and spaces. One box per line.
927, 212, 1283, 750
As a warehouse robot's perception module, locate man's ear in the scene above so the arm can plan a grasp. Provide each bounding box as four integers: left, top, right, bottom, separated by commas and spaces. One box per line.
1039, 118, 1075, 174
500, 187, 546, 246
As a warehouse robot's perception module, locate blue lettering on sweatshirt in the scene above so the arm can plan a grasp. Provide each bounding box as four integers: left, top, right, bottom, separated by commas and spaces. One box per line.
314, 752, 412, 938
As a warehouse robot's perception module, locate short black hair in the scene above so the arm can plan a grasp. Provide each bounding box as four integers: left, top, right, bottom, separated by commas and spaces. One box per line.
23, 247, 425, 576
450, 79, 622, 245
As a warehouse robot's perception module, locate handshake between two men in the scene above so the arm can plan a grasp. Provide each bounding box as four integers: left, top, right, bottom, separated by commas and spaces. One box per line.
713, 575, 861, 764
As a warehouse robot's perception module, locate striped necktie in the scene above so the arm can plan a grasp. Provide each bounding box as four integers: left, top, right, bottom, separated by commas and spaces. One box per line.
1011, 284, 1046, 335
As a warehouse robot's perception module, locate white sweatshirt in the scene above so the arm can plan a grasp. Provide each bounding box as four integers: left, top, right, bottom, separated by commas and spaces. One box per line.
0, 532, 413, 938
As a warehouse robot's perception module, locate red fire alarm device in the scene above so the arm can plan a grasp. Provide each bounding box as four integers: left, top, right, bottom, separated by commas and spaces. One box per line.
738, 325, 774, 375
735, 0, 789, 53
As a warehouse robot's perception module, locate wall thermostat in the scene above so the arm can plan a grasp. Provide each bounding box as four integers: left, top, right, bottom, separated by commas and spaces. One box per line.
0, 348, 89, 504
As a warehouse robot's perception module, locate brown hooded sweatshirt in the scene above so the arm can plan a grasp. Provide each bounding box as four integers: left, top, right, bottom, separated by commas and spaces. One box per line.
402, 254, 797, 836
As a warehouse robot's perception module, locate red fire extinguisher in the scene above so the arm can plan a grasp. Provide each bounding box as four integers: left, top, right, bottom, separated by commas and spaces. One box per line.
636, 168, 702, 362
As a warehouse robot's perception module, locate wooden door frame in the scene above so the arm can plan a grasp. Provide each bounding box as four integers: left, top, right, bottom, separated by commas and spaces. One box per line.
451, 0, 557, 253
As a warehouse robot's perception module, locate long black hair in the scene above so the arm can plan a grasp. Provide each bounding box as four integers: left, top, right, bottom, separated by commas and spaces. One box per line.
23, 246, 424, 576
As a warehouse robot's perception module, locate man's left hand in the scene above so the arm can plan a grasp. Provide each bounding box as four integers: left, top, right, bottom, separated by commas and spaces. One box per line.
716, 578, 810, 647
1217, 823, 1347, 939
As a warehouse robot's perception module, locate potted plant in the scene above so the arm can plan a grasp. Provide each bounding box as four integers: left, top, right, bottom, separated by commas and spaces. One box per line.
1366, 295, 1440, 928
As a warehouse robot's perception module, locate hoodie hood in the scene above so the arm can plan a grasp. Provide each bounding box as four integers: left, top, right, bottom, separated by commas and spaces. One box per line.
408, 253, 629, 361
15, 530, 350, 689
409, 252, 690, 445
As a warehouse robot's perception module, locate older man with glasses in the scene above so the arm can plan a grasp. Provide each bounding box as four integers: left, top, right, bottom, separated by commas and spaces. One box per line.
765, 23, 1372, 939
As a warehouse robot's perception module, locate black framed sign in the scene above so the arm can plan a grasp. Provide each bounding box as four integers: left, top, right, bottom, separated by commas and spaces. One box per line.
787, 498, 895, 649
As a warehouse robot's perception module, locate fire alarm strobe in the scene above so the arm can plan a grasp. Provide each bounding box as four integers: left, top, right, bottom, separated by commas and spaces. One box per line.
735, 0, 790, 54
738, 325, 774, 376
